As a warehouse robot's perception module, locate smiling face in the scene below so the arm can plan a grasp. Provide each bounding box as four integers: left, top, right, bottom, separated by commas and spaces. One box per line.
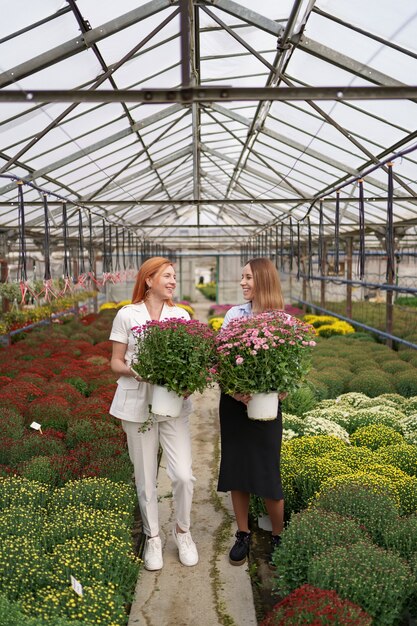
240, 263, 255, 301
147, 264, 176, 300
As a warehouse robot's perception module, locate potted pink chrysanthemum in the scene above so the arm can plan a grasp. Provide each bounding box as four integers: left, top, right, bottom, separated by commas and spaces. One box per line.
215, 311, 316, 420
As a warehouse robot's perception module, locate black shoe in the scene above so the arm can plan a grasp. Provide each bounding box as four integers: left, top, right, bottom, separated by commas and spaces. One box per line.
229, 530, 251, 565
268, 534, 281, 567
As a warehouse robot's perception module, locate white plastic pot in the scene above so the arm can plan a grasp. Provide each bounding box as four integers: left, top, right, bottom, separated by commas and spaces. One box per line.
151, 384, 184, 418
247, 392, 278, 421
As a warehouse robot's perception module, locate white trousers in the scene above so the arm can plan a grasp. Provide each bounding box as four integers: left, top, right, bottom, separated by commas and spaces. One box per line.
122, 416, 196, 537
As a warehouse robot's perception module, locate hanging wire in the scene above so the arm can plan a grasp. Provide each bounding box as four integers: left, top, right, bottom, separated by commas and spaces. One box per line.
297, 221, 301, 280
88, 211, 94, 275
135, 239, 140, 269
62, 203, 71, 278
122, 228, 126, 270
42, 194, 51, 281
289, 217, 294, 271
102, 219, 109, 273
108, 225, 113, 272
358, 179, 366, 280
318, 201, 324, 275
114, 226, 120, 272
78, 209, 85, 275
307, 216, 313, 280
17, 181, 27, 282
280, 223, 285, 271
128, 231, 133, 269
274, 226, 278, 269
386, 163, 395, 282
334, 191, 340, 275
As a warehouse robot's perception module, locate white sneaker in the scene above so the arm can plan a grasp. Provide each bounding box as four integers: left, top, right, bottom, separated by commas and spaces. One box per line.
144, 536, 163, 571
172, 527, 199, 566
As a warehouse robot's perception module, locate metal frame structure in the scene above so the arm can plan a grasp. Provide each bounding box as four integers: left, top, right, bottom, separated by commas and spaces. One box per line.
0, 0, 417, 255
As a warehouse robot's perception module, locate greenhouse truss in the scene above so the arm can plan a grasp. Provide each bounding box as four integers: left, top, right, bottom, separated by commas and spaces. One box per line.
0, 0, 416, 270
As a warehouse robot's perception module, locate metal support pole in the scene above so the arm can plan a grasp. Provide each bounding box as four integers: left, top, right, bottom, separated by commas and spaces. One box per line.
179, 255, 183, 301
320, 241, 327, 308
346, 237, 353, 319
180, 0, 191, 87
386, 246, 395, 349
215, 255, 219, 304
93, 257, 98, 314
302, 244, 307, 313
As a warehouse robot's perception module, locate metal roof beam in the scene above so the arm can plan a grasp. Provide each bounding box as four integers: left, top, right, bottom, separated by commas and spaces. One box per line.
209, 103, 397, 196
200, 0, 305, 199
0, 8, 181, 175
23, 147, 192, 228
277, 74, 417, 198
92, 146, 193, 200
2, 85, 417, 103
0, 104, 184, 196
3, 195, 415, 206
84, 107, 190, 201
0, 0, 174, 88
312, 6, 417, 62
202, 141, 310, 201
197, 0, 284, 36
296, 36, 407, 89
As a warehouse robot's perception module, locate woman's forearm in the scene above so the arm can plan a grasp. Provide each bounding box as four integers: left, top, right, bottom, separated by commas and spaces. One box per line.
110, 358, 135, 377
110, 357, 144, 382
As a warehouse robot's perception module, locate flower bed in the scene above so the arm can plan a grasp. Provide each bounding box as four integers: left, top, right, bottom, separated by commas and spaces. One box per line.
303, 334, 417, 400
315, 299, 417, 344
0, 476, 139, 625
304, 314, 355, 337
0, 311, 141, 624
264, 390, 417, 623
248, 326, 417, 623
99, 299, 196, 318
260, 584, 372, 625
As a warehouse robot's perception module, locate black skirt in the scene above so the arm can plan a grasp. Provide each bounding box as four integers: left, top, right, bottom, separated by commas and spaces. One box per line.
217, 393, 283, 500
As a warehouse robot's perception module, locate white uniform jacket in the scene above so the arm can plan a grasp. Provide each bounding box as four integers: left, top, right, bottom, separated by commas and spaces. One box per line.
109, 302, 192, 423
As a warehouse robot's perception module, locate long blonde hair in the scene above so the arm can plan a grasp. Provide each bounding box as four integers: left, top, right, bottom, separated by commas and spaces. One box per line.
131, 256, 174, 306
247, 257, 285, 313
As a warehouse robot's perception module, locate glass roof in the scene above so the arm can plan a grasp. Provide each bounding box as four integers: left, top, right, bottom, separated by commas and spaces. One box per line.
0, 0, 417, 254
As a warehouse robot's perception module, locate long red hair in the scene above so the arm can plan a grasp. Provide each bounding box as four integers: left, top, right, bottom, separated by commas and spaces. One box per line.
131, 257, 174, 306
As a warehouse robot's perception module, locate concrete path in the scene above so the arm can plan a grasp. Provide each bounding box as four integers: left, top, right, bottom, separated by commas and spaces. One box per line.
127, 297, 257, 626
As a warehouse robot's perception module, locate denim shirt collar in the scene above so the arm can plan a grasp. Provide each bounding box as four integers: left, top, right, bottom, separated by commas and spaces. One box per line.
238, 302, 252, 316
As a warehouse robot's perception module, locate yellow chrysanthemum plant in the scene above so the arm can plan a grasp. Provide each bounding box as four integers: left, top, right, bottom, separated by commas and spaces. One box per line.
176, 303, 195, 318
303, 314, 355, 337
208, 316, 224, 332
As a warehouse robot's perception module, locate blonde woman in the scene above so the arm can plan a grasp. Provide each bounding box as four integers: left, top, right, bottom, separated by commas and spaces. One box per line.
218, 258, 287, 565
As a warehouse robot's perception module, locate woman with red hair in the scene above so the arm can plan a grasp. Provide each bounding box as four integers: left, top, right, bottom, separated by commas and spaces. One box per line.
109, 257, 198, 571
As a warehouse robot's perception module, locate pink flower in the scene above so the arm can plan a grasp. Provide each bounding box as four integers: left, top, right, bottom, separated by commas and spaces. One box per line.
214, 309, 316, 394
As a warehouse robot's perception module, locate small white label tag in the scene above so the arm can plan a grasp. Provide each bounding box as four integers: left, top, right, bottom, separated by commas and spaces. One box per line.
70, 575, 83, 597
30, 421, 42, 433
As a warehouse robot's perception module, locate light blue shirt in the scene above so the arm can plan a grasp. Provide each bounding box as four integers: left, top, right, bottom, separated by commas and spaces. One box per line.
221, 302, 252, 329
